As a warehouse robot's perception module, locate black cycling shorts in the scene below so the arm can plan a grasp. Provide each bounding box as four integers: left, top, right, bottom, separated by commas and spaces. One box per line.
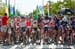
44, 27, 49, 32
21, 27, 25, 33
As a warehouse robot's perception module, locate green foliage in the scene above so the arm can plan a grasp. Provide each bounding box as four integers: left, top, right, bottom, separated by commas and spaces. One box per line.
0, 3, 6, 16
50, 1, 62, 14
16, 10, 21, 16
63, 0, 75, 10
33, 10, 37, 16
33, 7, 40, 16
44, 6, 48, 15
50, 0, 75, 15
30, 0, 75, 16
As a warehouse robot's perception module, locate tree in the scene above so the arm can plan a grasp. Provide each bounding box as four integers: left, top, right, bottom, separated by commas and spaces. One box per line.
62, 0, 75, 15
30, 0, 75, 16
44, 6, 48, 15
32, 6, 41, 20
50, 1, 63, 14
0, 3, 6, 16
16, 10, 21, 16
49, 0, 75, 15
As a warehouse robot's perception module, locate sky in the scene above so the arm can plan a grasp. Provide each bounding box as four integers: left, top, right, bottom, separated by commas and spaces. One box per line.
2, 0, 60, 15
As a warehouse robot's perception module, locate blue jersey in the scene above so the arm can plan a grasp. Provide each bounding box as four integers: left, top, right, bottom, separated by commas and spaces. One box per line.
71, 21, 75, 29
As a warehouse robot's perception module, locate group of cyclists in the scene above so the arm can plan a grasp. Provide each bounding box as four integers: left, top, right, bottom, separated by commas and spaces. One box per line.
0, 13, 75, 45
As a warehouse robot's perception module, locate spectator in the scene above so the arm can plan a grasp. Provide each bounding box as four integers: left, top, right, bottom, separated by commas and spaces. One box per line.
2, 13, 8, 33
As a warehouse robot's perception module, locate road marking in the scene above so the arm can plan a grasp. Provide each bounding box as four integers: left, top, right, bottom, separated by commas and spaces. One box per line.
9, 45, 18, 49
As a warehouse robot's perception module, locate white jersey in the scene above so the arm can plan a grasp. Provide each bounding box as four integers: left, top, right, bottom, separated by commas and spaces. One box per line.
20, 21, 25, 27
43, 19, 49, 27
32, 20, 37, 28
62, 16, 68, 22
11, 20, 14, 28
15, 21, 20, 29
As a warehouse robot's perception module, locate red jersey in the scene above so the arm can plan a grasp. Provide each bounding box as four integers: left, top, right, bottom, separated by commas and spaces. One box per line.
49, 19, 55, 27
26, 21, 31, 27
2, 16, 8, 26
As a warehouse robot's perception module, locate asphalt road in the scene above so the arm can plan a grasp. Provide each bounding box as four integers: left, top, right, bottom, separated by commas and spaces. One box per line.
0, 43, 74, 49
